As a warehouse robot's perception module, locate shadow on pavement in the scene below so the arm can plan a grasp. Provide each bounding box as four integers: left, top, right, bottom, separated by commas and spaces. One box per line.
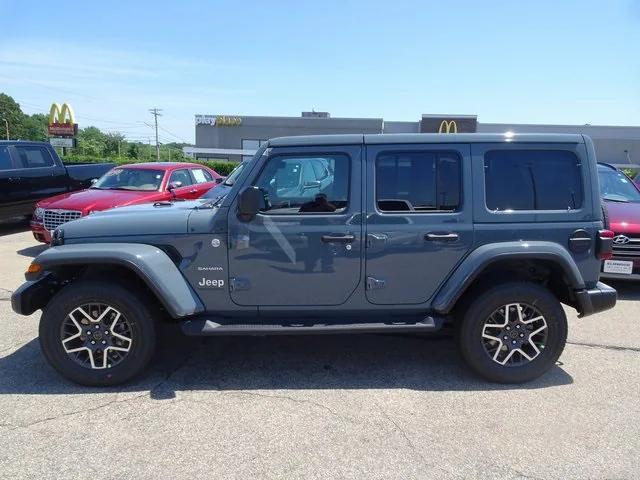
0, 217, 30, 237
0, 325, 573, 397
607, 281, 640, 301
17, 244, 47, 258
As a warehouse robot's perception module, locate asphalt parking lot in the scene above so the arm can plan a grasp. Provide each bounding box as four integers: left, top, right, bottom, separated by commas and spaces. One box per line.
0, 219, 638, 479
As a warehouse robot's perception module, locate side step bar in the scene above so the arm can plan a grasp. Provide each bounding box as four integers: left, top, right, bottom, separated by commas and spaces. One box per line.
180, 316, 444, 336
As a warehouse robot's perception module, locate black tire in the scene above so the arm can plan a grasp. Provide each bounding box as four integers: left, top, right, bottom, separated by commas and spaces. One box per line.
39, 280, 156, 386
457, 282, 567, 383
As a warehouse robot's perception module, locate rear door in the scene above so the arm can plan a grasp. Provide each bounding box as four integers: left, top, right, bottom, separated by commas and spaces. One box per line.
365, 143, 473, 305
12, 144, 68, 211
188, 167, 218, 198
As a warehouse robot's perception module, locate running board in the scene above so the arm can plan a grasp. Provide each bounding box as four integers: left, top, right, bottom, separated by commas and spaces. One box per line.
180, 316, 443, 336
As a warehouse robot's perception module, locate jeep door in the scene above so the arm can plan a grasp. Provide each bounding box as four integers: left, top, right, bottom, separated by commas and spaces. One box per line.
227, 144, 362, 306
364, 142, 473, 304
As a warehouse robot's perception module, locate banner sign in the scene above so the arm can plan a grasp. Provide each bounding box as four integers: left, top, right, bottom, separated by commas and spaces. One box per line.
49, 137, 76, 148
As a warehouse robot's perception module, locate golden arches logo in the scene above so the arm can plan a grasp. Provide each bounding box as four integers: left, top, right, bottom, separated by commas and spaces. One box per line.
49, 103, 75, 125
438, 120, 458, 134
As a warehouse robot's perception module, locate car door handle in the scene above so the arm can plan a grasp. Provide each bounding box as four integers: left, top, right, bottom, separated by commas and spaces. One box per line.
189, 189, 198, 193
8, 177, 20, 182
321, 234, 355, 244
425, 232, 459, 242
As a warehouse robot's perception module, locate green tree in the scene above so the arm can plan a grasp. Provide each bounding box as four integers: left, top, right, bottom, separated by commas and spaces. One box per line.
0, 93, 26, 139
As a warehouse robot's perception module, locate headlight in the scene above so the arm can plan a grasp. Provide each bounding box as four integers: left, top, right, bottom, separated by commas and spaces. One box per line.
33, 207, 44, 219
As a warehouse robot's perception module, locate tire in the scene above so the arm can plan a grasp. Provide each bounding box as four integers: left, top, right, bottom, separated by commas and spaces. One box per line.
39, 280, 156, 386
457, 282, 567, 383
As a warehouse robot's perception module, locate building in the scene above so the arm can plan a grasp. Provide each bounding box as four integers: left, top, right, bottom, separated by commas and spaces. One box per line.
184, 112, 640, 167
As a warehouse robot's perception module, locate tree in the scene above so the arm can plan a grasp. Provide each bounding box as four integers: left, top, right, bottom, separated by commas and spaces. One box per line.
0, 93, 26, 139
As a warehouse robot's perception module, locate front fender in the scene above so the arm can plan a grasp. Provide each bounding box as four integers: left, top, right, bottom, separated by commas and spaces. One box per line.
30, 243, 204, 318
432, 241, 586, 314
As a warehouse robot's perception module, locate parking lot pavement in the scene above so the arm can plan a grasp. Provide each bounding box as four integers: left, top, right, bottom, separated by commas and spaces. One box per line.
0, 224, 639, 479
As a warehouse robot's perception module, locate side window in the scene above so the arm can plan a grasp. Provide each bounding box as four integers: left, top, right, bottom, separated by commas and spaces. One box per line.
191, 168, 212, 184
484, 150, 583, 211
15, 146, 54, 168
376, 151, 461, 212
169, 169, 193, 187
0, 146, 13, 170
254, 154, 350, 214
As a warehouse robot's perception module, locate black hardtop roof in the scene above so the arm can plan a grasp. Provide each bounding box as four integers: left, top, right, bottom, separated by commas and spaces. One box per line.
268, 133, 586, 147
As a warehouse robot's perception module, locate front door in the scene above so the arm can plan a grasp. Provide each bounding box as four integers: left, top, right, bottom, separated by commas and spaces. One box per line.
227, 145, 362, 306
365, 143, 473, 305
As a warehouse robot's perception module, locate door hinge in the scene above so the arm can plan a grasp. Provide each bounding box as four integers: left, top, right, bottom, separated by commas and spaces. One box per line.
366, 276, 386, 290
229, 277, 251, 292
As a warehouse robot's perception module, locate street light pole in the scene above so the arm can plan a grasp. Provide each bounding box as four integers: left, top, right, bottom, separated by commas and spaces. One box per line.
1, 118, 8, 140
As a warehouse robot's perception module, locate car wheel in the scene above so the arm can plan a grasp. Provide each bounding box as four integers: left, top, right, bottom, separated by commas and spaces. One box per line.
457, 282, 568, 383
39, 280, 156, 386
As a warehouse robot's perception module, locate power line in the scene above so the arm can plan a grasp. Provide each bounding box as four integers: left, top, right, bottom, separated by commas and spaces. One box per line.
148, 108, 162, 161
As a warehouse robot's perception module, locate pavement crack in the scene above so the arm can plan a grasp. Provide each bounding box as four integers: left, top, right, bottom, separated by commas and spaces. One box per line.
567, 341, 640, 353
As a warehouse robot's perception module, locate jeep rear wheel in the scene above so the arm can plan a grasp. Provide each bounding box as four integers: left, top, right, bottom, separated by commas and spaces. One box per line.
457, 282, 568, 383
39, 281, 156, 386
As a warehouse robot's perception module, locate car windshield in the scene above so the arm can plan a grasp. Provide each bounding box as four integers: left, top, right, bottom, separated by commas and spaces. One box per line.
599, 167, 640, 203
92, 168, 165, 191
203, 163, 245, 199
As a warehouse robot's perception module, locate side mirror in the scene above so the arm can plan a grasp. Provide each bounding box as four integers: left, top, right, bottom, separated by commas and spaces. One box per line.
168, 181, 182, 191
237, 186, 264, 222
215, 177, 225, 184
90, 178, 98, 185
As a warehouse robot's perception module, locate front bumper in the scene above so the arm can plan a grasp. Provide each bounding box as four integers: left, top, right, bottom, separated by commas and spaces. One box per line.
575, 281, 617, 318
11, 273, 57, 316
30, 220, 51, 244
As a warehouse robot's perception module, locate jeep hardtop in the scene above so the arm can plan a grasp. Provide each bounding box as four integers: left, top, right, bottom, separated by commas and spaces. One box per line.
12, 133, 617, 385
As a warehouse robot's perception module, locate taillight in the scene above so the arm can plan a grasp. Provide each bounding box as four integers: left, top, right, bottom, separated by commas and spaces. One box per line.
597, 229, 614, 260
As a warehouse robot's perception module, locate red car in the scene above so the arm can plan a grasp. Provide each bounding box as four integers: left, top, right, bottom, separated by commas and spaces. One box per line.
31, 162, 222, 243
599, 163, 640, 280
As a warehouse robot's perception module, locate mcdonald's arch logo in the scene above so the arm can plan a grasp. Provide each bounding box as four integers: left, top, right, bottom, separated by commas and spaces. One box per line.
48, 102, 78, 137
438, 120, 458, 134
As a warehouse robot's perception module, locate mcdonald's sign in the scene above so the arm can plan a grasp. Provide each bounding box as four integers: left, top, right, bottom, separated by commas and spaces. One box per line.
48, 102, 78, 137
438, 120, 458, 134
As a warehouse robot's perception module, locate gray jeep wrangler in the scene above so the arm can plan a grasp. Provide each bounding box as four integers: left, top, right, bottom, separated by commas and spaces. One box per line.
12, 133, 617, 386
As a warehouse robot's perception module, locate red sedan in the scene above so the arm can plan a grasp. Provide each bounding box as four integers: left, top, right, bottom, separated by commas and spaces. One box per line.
31, 162, 222, 243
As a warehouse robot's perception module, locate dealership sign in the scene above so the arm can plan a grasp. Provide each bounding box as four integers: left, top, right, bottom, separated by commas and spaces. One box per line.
195, 115, 242, 127
48, 102, 78, 137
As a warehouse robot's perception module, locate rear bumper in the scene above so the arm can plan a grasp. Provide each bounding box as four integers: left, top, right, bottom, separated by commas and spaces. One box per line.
575, 281, 617, 318
600, 272, 640, 281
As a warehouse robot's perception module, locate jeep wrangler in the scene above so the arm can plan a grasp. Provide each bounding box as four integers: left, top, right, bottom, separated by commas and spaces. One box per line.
12, 133, 617, 386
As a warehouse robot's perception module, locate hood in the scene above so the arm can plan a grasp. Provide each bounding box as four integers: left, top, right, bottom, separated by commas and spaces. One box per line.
37, 188, 168, 213
60, 199, 212, 240
604, 200, 640, 234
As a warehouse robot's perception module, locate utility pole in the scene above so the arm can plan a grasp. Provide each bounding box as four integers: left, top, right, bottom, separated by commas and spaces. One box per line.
149, 108, 162, 161
1, 118, 8, 140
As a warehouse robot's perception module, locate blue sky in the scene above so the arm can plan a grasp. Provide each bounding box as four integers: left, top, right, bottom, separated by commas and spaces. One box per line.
1, 0, 639, 143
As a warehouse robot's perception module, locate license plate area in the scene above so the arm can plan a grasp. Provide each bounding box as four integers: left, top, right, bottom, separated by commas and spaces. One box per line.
603, 260, 633, 275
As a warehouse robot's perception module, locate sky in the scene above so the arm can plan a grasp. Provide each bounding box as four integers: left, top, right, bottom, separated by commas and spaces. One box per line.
0, 0, 639, 143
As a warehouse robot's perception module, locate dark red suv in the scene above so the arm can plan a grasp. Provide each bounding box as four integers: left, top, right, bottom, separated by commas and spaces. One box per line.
598, 163, 640, 280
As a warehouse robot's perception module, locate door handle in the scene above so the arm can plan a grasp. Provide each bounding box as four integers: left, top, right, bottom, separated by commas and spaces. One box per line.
189, 189, 198, 193
8, 177, 20, 182
425, 232, 459, 242
321, 234, 355, 244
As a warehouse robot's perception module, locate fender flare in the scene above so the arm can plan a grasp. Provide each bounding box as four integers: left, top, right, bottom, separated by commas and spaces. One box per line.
32, 243, 204, 318
432, 241, 586, 314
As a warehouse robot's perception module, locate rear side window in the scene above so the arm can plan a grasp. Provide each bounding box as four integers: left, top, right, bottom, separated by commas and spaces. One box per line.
484, 150, 583, 211
376, 151, 461, 212
15, 146, 54, 168
191, 168, 213, 183
0, 146, 12, 170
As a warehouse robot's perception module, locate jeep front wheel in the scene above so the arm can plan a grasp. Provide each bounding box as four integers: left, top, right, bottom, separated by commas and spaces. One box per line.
457, 282, 568, 383
39, 280, 156, 386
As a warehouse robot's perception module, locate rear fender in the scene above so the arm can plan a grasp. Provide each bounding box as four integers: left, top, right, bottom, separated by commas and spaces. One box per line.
432, 241, 586, 314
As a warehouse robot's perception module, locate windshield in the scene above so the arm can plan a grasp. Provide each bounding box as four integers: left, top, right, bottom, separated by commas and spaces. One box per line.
203, 163, 245, 199
599, 167, 640, 203
93, 168, 165, 191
